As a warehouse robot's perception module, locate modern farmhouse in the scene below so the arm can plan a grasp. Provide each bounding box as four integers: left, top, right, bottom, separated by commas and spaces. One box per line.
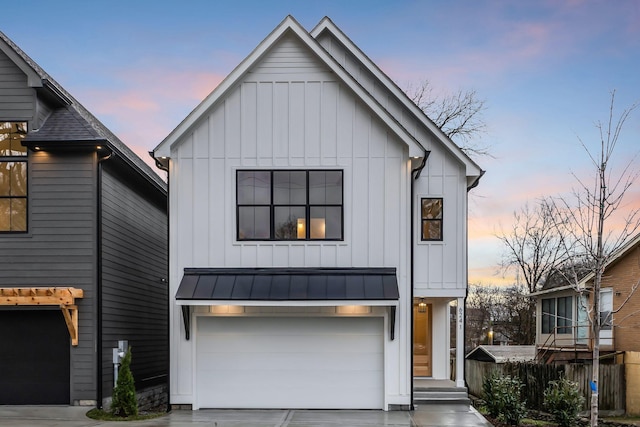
153, 16, 483, 410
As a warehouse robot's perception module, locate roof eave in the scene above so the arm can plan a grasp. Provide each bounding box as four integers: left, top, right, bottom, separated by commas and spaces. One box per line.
154, 15, 426, 160
311, 17, 483, 181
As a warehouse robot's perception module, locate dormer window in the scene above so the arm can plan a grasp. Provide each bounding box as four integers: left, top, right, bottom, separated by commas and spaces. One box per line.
0, 122, 27, 232
237, 170, 343, 241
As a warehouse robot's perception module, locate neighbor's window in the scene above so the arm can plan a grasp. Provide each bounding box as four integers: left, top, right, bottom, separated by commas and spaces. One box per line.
542, 298, 555, 334
0, 122, 27, 232
237, 170, 343, 240
541, 296, 573, 334
421, 198, 442, 241
600, 289, 613, 331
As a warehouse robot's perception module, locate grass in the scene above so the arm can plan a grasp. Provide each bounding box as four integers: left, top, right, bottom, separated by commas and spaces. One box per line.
86, 408, 167, 422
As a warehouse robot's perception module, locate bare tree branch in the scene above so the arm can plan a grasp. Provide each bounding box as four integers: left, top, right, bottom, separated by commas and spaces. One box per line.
404, 79, 490, 159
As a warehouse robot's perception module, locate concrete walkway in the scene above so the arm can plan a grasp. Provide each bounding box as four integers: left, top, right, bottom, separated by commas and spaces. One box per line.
0, 404, 493, 427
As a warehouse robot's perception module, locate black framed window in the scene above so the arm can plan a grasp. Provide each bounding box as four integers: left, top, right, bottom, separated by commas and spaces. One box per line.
421, 198, 442, 241
0, 122, 27, 233
237, 170, 343, 241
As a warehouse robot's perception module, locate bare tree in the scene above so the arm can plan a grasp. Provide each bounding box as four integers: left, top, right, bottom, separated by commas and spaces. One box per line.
497, 199, 570, 294
466, 284, 535, 350
549, 91, 639, 427
466, 284, 501, 351
405, 79, 489, 158
497, 284, 536, 345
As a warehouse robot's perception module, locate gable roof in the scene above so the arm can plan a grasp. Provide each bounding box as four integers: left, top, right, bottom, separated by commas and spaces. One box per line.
0, 30, 166, 192
578, 232, 640, 287
154, 15, 427, 161
531, 233, 640, 297
466, 345, 536, 363
310, 17, 483, 188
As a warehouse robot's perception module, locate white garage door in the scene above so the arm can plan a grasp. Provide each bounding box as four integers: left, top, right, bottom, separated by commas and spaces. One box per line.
195, 316, 384, 409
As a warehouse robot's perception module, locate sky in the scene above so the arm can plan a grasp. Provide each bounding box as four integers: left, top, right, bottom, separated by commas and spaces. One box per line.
2, 1, 639, 286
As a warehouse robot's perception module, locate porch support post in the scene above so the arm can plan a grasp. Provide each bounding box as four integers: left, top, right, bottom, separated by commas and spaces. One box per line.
456, 297, 465, 387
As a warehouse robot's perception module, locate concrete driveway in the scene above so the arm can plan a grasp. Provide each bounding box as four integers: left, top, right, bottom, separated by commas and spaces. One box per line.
0, 404, 493, 427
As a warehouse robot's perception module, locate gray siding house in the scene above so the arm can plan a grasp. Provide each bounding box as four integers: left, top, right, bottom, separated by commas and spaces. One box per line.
0, 31, 168, 407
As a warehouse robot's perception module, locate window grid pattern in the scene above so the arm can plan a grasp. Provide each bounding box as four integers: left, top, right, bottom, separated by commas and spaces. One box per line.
0, 122, 27, 233
237, 170, 343, 241
541, 296, 573, 334
420, 198, 443, 241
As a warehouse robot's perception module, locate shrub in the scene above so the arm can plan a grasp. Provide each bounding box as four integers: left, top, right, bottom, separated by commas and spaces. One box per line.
482, 370, 502, 417
483, 371, 526, 426
111, 347, 138, 417
544, 378, 585, 427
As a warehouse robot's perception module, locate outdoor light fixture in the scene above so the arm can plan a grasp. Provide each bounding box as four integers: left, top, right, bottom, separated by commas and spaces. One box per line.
418, 298, 427, 313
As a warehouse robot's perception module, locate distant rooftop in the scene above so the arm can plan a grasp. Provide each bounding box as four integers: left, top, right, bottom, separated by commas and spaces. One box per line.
466, 345, 536, 363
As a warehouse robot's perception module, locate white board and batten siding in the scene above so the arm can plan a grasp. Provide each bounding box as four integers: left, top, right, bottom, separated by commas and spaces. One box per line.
317, 30, 469, 297
168, 32, 412, 406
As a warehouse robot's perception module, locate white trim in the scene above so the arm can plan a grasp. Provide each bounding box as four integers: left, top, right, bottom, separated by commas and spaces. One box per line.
154, 15, 425, 159
310, 16, 482, 182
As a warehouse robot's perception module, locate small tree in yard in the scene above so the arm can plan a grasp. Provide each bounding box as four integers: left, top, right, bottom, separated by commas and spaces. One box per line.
111, 347, 138, 417
550, 92, 639, 427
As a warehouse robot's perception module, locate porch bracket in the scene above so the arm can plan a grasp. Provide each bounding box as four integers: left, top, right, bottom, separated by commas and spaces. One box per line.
0, 287, 84, 346
60, 305, 79, 346
390, 306, 396, 341
182, 305, 191, 340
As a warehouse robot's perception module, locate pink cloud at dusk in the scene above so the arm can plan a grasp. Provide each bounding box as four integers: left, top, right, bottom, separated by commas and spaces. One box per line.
76, 68, 225, 168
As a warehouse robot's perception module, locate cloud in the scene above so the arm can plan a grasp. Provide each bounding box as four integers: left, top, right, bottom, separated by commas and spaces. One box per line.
72, 67, 225, 168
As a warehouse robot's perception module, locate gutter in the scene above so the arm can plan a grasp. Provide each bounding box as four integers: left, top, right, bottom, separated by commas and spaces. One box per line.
410, 150, 429, 410
96, 148, 113, 409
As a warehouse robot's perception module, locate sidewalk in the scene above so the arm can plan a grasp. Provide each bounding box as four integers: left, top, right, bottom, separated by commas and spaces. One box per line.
0, 404, 493, 426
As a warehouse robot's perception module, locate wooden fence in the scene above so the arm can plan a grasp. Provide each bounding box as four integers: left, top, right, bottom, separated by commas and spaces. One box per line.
466, 360, 625, 412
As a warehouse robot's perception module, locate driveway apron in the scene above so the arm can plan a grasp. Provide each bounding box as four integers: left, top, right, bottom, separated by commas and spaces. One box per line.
0, 404, 493, 427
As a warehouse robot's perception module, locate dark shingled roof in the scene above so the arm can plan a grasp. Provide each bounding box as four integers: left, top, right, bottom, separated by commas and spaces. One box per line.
25, 106, 103, 142
0, 30, 166, 192
176, 268, 399, 301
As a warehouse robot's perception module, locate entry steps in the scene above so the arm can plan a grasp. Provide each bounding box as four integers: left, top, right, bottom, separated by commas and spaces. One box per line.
413, 385, 470, 405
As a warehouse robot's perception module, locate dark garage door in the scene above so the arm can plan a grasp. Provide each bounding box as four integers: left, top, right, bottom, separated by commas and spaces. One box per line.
0, 310, 70, 404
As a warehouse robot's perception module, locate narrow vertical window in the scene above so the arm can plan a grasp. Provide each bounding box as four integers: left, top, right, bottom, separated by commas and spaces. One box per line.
0, 122, 27, 233
541, 298, 555, 334
557, 296, 573, 334
600, 289, 613, 330
421, 198, 442, 241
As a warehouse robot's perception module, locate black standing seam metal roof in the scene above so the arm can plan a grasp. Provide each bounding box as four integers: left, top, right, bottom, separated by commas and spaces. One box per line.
175, 268, 399, 301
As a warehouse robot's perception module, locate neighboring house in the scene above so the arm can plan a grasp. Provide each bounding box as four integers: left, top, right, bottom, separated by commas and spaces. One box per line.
533, 233, 640, 363
153, 16, 482, 410
0, 31, 168, 407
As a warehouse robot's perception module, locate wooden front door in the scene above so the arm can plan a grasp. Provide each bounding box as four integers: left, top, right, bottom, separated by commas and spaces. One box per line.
413, 300, 432, 377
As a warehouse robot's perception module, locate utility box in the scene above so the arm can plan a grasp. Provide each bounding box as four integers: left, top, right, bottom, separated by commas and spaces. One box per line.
112, 340, 129, 384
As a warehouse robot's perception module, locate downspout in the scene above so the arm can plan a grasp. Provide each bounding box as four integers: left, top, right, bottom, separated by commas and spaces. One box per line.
461, 169, 484, 389
150, 151, 170, 412
410, 150, 429, 410
96, 148, 113, 409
